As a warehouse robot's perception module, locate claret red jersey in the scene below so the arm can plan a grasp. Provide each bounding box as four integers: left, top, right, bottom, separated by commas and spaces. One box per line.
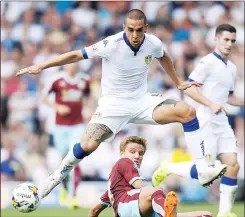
100, 158, 144, 216
43, 72, 90, 125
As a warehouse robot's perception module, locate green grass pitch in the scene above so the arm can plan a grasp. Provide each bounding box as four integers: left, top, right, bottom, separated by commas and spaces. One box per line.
2, 202, 244, 217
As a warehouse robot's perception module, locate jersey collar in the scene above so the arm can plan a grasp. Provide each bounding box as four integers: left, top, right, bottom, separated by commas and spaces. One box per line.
212, 52, 227, 65
63, 73, 80, 85
123, 32, 145, 56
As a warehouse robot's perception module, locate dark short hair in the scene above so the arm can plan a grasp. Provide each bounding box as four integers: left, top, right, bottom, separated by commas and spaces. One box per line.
215, 24, 236, 35
125, 9, 147, 25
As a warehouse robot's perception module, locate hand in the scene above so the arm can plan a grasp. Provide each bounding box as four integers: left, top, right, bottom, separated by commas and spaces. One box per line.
177, 81, 202, 91
16, 64, 43, 76
56, 105, 71, 116
209, 103, 227, 115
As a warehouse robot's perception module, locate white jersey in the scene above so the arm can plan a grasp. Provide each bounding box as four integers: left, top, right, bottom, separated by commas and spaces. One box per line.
189, 52, 237, 122
82, 31, 164, 99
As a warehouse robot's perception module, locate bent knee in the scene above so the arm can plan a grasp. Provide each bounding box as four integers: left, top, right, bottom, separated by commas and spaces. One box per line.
145, 187, 164, 202
152, 187, 164, 197
147, 186, 163, 195
176, 102, 196, 123
154, 186, 163, 192
80, 134, 100, 153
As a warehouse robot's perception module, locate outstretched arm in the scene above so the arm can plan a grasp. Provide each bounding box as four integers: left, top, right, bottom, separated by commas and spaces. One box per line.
183, 85, 225, 114
157, 52, 201, 91
88, 203, 108, 217
16, 50, 84, 76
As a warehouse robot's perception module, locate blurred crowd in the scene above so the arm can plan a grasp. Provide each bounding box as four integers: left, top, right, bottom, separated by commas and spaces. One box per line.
1, 1, 244, 202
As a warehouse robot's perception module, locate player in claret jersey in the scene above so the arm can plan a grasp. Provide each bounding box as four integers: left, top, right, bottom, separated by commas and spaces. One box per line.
17, 9, 226, 201
88, 136, 213, 217
42, 62, 90, 208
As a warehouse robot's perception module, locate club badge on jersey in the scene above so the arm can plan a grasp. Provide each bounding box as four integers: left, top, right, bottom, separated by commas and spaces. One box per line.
145, 55, 152, 64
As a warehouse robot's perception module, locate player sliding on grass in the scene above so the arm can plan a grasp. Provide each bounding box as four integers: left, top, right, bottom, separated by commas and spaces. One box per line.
88, 136, 213, 217
16, 9, 227, 201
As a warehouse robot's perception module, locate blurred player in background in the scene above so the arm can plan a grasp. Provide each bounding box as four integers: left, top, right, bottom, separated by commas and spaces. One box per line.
1, 136, 28, 182
16, 9, 227, 201
42, 62, 90, 208
88, 136, 213, 217
152, 24, 244, 217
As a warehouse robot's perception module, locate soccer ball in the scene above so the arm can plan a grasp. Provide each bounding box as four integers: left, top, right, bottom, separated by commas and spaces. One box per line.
12, 182, 40, 213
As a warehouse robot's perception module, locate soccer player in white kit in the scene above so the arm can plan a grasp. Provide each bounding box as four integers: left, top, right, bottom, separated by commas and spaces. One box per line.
152, 24, 244, 217
16, 9, 227, 202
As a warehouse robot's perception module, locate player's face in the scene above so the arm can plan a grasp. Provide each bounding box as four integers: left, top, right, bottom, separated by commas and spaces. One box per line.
64, 62, 78, 75
121, 142, 145, 167
215, 31, 236, 57
123, 18, 148, 48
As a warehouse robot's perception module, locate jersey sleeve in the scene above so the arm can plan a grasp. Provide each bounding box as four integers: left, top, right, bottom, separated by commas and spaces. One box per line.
118, 158, 144, 185
188, 58, 209, 83
42, 79, 57, 96
152, 36, 165, 58
82, 37, 112, 60
100, 191, 111, 207
229, 66, 237, 94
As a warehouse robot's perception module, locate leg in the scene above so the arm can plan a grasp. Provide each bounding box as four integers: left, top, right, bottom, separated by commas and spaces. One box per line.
67, 164, 81, 209
72, 164, 81, 197
152, 99, 226, 186
153, 99, 206, 166
53, 126, 70, 206
139, 186, 178, 217
152, 98, 194, 124
39, 123, 113, 199
152, 122, 219, 186
68, 124, 85, 208
152, 160, 197, 188
177, 211, 213, 217
217, 152, 239, 217
59, 157, 69, 206
138, 186, 158, 217
218, 153, 240, 179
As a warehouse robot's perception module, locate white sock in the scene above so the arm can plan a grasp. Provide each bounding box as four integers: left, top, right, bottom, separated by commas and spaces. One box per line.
218, 178, 238, 215
168, 161, 194, 179
184, 130, 209, 172
184, 122, 216, 173
39, 148, 82, 199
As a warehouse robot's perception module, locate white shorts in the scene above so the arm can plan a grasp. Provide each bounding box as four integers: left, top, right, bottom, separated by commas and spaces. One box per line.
199, 119, 237, 156
117, 188, 158, 217
89, 93, 169, 142
54, 124, 86, 156
118, 189, 141, 217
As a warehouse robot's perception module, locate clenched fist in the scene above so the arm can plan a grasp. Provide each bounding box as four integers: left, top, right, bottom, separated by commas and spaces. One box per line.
56, 105, 71, 116
209, 103, 227, 115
